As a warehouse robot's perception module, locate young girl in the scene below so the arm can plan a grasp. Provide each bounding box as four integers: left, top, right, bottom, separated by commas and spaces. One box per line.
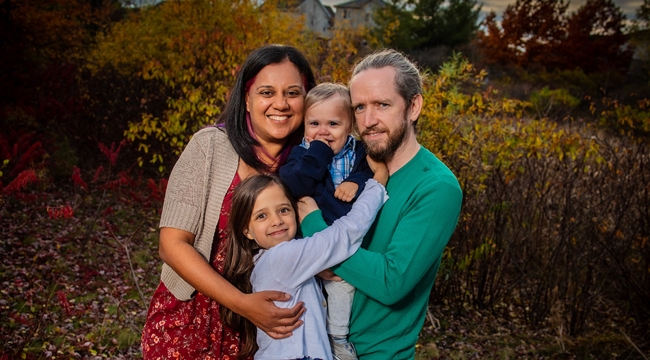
221, 171, 387, 360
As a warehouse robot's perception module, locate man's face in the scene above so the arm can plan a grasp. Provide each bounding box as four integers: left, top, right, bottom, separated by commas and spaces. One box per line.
349, 66, 412, 161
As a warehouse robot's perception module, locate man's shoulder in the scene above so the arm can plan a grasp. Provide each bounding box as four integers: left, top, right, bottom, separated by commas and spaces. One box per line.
394, 146, 461, 192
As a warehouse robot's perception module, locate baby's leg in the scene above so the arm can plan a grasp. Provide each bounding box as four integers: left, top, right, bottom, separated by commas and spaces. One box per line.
324, 280, 357, 360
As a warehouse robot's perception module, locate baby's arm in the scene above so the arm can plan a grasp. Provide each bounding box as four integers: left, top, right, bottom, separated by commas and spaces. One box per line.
279, 142, 334, 197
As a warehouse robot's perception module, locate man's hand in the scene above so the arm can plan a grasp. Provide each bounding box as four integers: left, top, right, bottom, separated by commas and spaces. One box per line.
334, 181, 359, 202
317, 269, 343, 281
298, 196, 319, 222
238, 291, 305, 339
367, 156, 388, 186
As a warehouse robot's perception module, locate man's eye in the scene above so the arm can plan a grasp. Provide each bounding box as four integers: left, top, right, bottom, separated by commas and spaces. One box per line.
354, 105, 365, 112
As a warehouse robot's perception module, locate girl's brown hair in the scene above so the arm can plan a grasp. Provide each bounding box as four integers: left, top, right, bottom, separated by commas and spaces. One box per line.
220, 174, 298, 358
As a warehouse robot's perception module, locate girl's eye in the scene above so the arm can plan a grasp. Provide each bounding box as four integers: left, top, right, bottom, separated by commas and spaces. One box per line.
255, 213, 267, 220
279, 207, 293, 214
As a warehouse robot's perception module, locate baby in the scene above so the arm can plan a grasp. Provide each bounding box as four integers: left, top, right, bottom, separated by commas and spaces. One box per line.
280, 82, 376, 360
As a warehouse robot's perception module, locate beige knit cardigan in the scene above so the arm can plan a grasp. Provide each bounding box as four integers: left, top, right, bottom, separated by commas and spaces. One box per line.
159, 126, 239, 301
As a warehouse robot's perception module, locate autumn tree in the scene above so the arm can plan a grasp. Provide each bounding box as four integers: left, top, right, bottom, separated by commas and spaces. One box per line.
476, 0, 568, 68
372, 0, 421, 50
560, 0, 631, 74
87, 0, 370, 171
372, 0, 481, 51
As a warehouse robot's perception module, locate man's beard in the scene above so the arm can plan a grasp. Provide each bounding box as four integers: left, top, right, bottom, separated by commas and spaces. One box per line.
361, 115, 408, 161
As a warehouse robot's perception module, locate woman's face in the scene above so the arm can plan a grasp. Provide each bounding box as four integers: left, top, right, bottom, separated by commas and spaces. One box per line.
245, 60, 305, 147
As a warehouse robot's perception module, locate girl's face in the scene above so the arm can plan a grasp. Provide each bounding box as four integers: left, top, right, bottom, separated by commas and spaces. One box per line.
304, 94, 352, 155
244, 183, 297, 249
245, 60, 306, 148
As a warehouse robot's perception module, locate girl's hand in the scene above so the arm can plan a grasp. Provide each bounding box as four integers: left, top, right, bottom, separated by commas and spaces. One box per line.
239, 291, 305, 339
297, 196, 319, 222
367, 156, 389, 186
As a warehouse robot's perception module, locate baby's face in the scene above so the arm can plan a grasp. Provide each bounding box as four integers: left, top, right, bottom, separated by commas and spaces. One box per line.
304, 95, 352, 155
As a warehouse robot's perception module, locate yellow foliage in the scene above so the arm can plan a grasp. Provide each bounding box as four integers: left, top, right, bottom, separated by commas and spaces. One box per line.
89, 0, 371, 171
418, 53, 600, 196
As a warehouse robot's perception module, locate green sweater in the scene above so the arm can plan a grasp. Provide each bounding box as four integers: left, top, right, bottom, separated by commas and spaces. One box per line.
301, 146, 462, 359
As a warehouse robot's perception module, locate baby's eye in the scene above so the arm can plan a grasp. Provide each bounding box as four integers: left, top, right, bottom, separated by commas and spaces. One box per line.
329, 121, 340, 127
308, 121, 320, 127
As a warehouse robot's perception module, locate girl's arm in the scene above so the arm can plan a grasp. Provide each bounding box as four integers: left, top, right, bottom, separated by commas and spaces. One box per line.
159, 227, 305, 338
263, 179, 388, 288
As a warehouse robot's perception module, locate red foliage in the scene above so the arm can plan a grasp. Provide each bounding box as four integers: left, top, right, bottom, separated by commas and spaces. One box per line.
2, 169, 38, 194
71, 166, 88, 190
92, 165, 104, 183
147, 178, 168, 201
475, 0, 630, 73
47, 204, 74, 219
98, 140, 125, 167
56, 290, 72, 317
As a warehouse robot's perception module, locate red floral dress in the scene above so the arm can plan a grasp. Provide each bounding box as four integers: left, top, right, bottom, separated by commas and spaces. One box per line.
141, 175, 250, 360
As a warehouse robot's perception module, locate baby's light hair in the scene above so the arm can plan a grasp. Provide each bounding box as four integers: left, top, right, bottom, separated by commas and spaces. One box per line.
305, 82, 355, 134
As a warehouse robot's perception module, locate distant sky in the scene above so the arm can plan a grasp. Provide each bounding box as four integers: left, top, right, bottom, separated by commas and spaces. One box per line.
320, 0, 643, 21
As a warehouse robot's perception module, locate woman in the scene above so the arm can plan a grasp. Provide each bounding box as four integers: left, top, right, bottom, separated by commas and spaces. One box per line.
141, 44, 317, 359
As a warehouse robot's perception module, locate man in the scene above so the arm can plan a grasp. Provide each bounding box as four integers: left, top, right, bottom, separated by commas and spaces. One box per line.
301, 49, 463, 359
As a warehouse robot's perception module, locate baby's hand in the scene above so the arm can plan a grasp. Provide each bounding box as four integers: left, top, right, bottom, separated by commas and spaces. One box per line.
304, 136, 329, 147
367, 156, 388, 186
334, 181, 359, 202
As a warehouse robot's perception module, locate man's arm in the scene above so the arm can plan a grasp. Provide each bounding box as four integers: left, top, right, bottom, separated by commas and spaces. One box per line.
302, 179, 461, 306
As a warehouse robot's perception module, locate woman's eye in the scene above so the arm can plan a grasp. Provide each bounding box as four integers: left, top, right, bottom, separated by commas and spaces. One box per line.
260, 90, 273, 96
286, 90, 303, 97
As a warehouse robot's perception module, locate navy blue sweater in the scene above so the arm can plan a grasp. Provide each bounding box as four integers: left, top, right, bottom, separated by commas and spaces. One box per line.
279, 140, 374, 225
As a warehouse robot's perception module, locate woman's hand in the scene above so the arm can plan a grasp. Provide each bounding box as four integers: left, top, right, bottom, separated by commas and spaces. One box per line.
297, 196, 319, 222
237, 291, 306, 339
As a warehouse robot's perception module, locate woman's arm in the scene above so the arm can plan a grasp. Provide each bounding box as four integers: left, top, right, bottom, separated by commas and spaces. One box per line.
159, 228, 306, 338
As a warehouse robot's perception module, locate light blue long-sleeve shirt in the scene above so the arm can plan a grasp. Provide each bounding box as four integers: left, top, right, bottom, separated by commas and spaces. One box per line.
251, 179, 388, 360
